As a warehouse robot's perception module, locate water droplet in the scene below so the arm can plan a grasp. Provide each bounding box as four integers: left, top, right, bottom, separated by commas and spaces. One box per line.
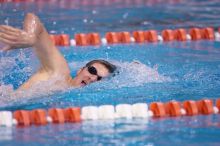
123, 13, 128, 19
92, 10, 97, 14
142, 21, 149, 25
83, 19, 88, 23
4, 18, 9, 25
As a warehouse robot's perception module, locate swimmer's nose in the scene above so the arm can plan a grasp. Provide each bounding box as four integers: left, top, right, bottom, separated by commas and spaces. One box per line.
89, 75, 98, 82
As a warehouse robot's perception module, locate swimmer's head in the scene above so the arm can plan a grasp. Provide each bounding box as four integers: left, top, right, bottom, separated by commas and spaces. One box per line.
73, 60, 116, 87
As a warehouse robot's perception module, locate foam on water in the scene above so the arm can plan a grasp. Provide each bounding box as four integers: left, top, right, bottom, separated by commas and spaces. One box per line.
0, 75, 71, 107
112, 60, 171, 87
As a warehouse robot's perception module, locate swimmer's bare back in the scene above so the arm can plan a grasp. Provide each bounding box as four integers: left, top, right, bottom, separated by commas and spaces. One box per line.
0, 13, 74, 90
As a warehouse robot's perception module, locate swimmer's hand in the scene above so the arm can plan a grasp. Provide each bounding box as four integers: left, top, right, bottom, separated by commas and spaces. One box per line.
0, 25, 36, 51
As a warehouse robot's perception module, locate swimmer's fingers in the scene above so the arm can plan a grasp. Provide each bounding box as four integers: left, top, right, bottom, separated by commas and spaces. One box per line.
0, 32, 18, 42
0, 25, 21, 36
0, 35, 24, 50
0, 36, 15, 46
2, 45, 14, 51
0, 25, 35, 49
0, 32, 21, 48
0, 27, 21, 39
0, 30, 33, 49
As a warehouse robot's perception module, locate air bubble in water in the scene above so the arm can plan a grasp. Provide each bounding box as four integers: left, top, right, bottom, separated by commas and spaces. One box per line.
4, 18, 9, 25
123, 13, 128, 19
83, 19, 88, 23
92, 10, 97, 14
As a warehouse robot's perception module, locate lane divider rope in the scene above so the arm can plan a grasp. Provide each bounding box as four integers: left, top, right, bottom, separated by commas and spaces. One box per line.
49, 27, 220, 46
0, 98, 219, 127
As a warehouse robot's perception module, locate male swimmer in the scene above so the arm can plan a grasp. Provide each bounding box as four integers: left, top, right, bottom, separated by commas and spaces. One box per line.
0, 13, 116, 91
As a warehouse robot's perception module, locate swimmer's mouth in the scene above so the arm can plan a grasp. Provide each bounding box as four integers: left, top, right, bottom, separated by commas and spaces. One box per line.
81, 80, 87, 86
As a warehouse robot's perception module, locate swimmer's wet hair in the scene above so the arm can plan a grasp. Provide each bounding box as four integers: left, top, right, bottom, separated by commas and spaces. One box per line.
85, 59, 117, 73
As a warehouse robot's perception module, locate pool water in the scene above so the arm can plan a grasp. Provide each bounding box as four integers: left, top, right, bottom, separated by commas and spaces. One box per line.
1, 0, 220, 145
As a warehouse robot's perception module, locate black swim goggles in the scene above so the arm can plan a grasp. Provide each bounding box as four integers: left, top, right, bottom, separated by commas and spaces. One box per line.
87, 66, 102, 81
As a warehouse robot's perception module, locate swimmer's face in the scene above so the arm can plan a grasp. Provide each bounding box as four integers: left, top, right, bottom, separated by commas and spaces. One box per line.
74, 63, 110, 87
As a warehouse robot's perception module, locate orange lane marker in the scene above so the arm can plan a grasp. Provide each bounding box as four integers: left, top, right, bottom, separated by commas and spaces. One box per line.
196, 99, 214, 115
165, 101, 181, 117
30, 109, 47, 125
150, 102, 166, 117
183, 100, 199, 116
201, 27, 215, 40
75, 33, 88, 46
64, 107, 81, 122
48, 108, 65, 123
87, 33, 101, 45
60, 34, 70, 46
145, 30, 158, 42
174, 28, 187, 41
133, 31, 145, 43
118, 32, 131, 43
216, 99, 220, 113
13, 110, 31, 126
105, 32, 119, 44
189, 28, 202, 40
162, 29, 175, 41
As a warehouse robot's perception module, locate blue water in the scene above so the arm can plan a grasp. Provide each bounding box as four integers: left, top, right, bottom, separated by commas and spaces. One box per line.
0, 0, 220, 145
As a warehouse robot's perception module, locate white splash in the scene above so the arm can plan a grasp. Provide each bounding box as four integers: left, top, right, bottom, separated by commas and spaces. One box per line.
109, 60, 171, 88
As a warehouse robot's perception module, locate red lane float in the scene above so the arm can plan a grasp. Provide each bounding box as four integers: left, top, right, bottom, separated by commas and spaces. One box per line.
145, 30, 158, 42
216, 99, 220, 113
13, 110, 31, 126
30, 109, 47, 125
196, 99, 214, 115
189, 28, 202, 40
150, 102, 166, 117
201, 27, 214, 40
48, 108, 65, 123
60, 34, 70, 46
133, 31, 145, 43
118, 32, 131, 43
87, 33, 101, 45
162, 29, 175, 41
64, 107, 81, 122
75, 33, 88, 46
165, 101, 181, 117
174, 28, 187, 41
183, 100, 198, 116
50, 34, 70, 46
105, 32, 119, 44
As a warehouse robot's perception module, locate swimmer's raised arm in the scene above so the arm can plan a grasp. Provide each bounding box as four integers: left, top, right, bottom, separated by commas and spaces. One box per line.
0, 13, 71, 89
0, 13, 70, 73
0, 13, 69, 73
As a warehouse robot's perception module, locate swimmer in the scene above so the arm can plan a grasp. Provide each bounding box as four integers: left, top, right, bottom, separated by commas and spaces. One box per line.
0, 13, 116, 91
